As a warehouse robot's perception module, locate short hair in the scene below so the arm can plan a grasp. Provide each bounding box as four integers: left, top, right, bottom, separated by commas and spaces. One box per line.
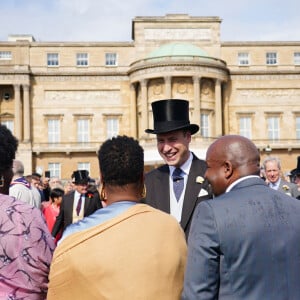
31, 174, 41, 182
98, 135, 144, 186
0, 125, 18, 174
50, 188, 64, 201
263, 156, 281, 170
12, 160, 25, 176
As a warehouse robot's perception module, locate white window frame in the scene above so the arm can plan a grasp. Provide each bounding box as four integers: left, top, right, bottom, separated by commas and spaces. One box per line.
200, 113, 210, 138
48, 163, 61, 178
267, 116, 280, 141
76, 53, 88, 66
1, 120, 14, 133
106, 118, 119, 139
48, 119, 60, 143
77, 162, 90, 174
0, 51, 12, 60
47, 53, 59, 66
238, 52, 250, 65
77, 119, 89, 143
296, 116, 300, 140
294, 52, 300, 65
105, 53, 117, 66
239, 116, 252, 139
266, 52, 277, 65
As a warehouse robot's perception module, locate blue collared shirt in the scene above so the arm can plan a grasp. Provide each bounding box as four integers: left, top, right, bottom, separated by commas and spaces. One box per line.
59, 201, 138, 244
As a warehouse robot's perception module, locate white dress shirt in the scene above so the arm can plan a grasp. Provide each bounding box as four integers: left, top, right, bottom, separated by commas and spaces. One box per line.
169, 152, 193, 222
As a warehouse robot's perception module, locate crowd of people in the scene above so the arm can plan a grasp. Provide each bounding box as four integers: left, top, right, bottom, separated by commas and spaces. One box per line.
1, 98, 300, 299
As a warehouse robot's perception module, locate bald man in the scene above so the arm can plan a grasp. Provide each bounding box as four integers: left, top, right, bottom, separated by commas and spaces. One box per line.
182, 135, 300, 300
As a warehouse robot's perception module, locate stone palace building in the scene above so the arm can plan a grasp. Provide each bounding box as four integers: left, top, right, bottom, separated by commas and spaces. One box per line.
0, 14, 299, 179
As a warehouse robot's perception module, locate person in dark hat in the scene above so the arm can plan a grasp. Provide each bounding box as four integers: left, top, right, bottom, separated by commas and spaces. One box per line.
144, 99, 212, 239
51, 169, 102, 241
290, 156, 300, 199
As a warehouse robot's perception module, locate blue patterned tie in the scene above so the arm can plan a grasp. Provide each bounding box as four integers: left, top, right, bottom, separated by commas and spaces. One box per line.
172, 168, 184, 201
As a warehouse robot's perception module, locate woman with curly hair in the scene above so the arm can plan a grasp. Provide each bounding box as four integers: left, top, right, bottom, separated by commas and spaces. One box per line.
0, 125, 55, 299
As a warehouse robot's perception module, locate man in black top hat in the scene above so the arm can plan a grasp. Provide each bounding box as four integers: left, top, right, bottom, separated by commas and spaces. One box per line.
52, 170, 102, 241
144, 99, 212, 239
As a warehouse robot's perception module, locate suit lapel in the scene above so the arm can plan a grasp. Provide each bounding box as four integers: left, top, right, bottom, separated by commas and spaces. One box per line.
180, 155, 206, 230
65, 192, 75, 223
156, 165, 171, 213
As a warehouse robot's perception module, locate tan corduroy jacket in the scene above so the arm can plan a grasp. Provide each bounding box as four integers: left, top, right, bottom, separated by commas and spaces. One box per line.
47, 204, 187, 300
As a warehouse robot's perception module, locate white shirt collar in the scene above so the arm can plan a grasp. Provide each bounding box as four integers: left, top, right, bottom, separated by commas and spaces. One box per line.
169, 152, 193, 176
226, 175, 260, 193
74, 190, 84, 198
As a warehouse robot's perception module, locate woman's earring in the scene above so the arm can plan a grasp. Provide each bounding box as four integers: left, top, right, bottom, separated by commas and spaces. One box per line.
141, 184, 146, 198
0, 175, 4, 188
100, 185, 107, 201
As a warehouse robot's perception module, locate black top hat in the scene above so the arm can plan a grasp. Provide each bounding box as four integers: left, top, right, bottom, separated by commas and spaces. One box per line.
291, 156, 300, 176
145, 99, 199, 135
73, 170, 89, 184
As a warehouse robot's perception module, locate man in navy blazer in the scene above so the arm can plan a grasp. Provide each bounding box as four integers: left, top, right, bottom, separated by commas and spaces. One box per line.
52, 170, 102, 240
182, 135, 300, 299
144, 99, 212, 239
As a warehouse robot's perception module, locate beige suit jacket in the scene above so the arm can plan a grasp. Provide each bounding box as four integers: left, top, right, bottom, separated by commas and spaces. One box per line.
47, 204, 187, 300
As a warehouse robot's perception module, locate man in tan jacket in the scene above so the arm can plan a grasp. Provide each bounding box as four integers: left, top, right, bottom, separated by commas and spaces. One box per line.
48, 136, 187, 300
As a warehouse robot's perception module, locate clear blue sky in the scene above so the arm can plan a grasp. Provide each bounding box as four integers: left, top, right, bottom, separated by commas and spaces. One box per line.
1, 0, 300, 42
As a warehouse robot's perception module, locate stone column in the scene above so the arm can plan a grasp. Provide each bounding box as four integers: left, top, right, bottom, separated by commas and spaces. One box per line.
215, 79, 222, 137
14, 84, 22, 140
23, 84, 31, 142
164, 76, 172, 98
130, 84, 137, 138
193, 76, 201, 126
141, 79, 148, 135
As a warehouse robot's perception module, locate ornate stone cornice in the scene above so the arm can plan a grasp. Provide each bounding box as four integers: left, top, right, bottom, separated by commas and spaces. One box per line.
230, 73, 300, 80
35, 75, 129, 81
129, 64, 229, 83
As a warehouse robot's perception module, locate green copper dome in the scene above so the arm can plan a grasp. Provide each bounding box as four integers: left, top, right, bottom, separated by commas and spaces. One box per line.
147, 42, 209, 58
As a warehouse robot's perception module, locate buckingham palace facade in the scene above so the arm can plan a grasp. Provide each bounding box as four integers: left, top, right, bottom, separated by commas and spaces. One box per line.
0, 14, 299, 179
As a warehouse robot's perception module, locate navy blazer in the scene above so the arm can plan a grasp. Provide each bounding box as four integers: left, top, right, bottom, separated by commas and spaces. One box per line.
144, 153, 212, 239
183, 177, 300, 300
52, 190, 102, 238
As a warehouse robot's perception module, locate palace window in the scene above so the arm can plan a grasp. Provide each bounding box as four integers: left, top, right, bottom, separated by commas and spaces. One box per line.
48, 119, 60, 143
294, 52, 300, 65
48, 163, 61, 178
76, 53, 88, 66
77, 162, 90, 174
238, 52, 250, 65
106, 117, 119, 139
239, 116, 252, 139
105, 53, 117, 66
296, 116, 300, 140
267, 116, 280, 140
1, 120, 14, 133
77, 119, 89, 142
0, 51, 12, 60
200, 113, 210, 138
266, 52, 277, 65
47, 53, 59, 66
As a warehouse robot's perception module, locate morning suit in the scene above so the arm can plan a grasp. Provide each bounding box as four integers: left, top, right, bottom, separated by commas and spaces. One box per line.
145, 153, 212, 238
52, 190, 102, 238
272, 178, 300, 198
182, 176, 300, 300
